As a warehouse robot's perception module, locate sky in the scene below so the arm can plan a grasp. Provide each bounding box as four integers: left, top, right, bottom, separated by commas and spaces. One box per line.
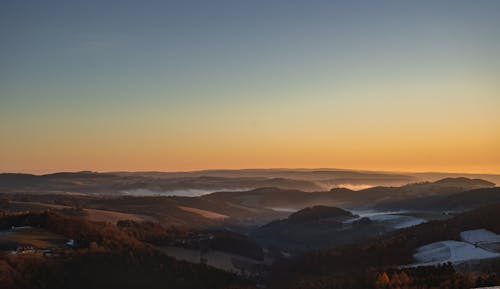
1, 0, 499, 174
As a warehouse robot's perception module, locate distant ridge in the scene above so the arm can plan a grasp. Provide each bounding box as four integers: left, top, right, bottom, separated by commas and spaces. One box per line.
434, 177, 495, 187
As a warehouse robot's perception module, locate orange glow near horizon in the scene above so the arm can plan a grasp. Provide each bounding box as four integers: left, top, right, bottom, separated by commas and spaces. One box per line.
2, 92, 499, 175
1, 91, 499, 175
2, 131, 499, 174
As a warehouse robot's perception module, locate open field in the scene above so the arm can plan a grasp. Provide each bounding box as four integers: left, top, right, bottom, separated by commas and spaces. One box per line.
412, 229, 500, 266
178, 206, 228, 220
8, 201, 155, 224
158, 246, 272, 275
413, 241, 500, 265
0, 227, 67, 250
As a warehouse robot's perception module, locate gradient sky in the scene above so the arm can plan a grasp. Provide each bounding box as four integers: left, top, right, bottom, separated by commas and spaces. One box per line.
1, 0, 499, 174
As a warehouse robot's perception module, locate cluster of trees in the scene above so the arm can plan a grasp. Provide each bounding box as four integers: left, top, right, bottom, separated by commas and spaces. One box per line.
282, 263, 500, 289
207, 230, 264, 261
1, 250, 249, 289
116, 219, 183, 245
116, 220, 264, 260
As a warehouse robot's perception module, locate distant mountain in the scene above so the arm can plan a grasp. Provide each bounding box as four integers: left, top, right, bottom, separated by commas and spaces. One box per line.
112, 169, 417, 183
206, 177, 496, 211
325, 177, 496, 208
3, 169, 500, 197
0, 172, 322, 194
433, 177, 495, 187
112, 169, 500, 187
377, 187, 500, 211
409, 171, 500, 187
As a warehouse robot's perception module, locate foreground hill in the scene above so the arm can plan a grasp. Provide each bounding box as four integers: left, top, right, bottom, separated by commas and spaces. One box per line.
0, 212, 246, 289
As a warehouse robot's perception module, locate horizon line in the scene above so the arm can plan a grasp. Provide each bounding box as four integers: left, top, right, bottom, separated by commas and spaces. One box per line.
2, 167, 500, 176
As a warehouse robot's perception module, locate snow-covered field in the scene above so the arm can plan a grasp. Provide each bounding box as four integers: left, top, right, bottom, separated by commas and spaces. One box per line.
414, 241, 499, 265
411, 229, 500, 266
352, 210, 406, 218
460, 229, 500, 244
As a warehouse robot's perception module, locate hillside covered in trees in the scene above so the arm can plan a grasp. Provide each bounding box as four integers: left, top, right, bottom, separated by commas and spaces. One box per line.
0, 212, 248, 289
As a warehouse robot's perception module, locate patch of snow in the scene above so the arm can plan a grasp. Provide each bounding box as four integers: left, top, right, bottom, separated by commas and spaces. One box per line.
345, 210, 426, 229
342, 217, 361, 224
460, 229, 500, 244
393, 218, 426, 229
350, 210, 408, 218
413, 240, 500, 266
367, 214, 426, 229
